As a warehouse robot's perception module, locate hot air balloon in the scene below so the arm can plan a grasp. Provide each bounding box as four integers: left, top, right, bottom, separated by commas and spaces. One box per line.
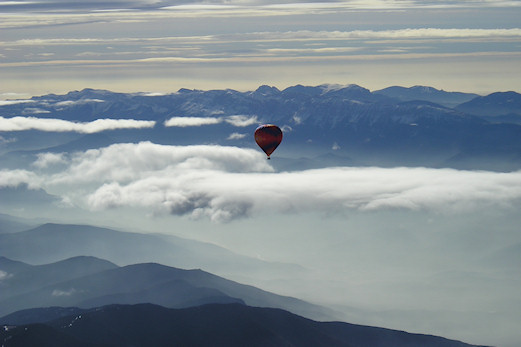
254, 124, 283, 159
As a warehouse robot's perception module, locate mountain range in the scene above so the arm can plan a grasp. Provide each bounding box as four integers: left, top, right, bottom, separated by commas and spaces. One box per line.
0, 83, 516, 346
0, 224, 331, 321
0, 222, 306, 287
0, 255, 487, 347
1, 84, 521, 171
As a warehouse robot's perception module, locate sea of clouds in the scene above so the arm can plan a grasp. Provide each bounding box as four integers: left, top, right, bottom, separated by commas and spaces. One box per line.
2, 141, 520, 222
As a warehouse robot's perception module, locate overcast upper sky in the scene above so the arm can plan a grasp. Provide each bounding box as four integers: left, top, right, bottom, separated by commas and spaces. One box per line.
1, 0, 521, 97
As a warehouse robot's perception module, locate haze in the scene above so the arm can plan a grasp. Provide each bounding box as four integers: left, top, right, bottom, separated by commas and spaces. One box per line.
2, 140, 521, 346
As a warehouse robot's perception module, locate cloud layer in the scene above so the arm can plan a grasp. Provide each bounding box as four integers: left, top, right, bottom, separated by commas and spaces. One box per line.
86, 164, 521, 222
3, 142, 521, 222
164, 117, 221, 127
0, 116, 155, 133
164, 115, 258, 127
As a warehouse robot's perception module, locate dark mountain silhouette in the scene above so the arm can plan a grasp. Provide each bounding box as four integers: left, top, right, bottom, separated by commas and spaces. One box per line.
0, 256, 31, 273
0, 307, 86, 325
0, 257, 332, 321
2, 84, 521, 171
0, 256, 118, 301
0, 303, 487, 347
456, 91, 521, 117
0, 323, 89, 347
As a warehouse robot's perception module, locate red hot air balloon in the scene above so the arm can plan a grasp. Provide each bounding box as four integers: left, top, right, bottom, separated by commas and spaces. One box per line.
254, 124, 283, 159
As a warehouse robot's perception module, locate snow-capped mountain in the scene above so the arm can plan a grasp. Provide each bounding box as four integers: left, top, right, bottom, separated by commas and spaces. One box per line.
1, 84, 521, 171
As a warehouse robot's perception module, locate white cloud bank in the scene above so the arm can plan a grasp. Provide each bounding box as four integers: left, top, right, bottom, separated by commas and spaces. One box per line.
0, 169, 43, 189
225, 115, 259, 127
0, 99, 34, 106
0, 270, 13, 281
164, 115, 258, 127
3, 28, 520, 52
48, 142, 273, 185
164, 116, 221, 127
227, 132, 247, 140
33, 152, 67, 169
0, 116, 155, 133
3, 142, 520, 223
86, 165, 521, 222
54, 99, 104, 107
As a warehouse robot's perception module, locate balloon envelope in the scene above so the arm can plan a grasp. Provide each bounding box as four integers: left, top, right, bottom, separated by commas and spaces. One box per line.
254, 124, 283, 158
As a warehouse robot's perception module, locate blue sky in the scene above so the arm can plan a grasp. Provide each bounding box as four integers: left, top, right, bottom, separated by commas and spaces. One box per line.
1, 0, 521, 97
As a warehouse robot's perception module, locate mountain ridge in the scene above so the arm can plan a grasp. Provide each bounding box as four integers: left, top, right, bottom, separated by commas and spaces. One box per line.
2, 84, 521, 171
0, 222, 305, 280
0, 255, 333, 321
373, 85, 479, 107
0, 303, 488, 347
456, 91, 521, 118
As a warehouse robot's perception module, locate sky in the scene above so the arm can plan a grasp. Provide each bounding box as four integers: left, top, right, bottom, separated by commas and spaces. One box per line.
1, 0, 521, 98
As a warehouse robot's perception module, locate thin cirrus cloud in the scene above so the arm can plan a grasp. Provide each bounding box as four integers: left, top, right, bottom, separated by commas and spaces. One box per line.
234, 28, 521, 41
3, 142, 521, 223
2, 0, 520, 17
0, 116, 156, 133
1, 28, 519, 76
227, 132, 247, 140
3, 29, 520, 48
1, 28, 519, 80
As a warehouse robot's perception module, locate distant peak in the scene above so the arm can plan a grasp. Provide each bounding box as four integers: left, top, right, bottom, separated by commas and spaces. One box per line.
0, 256, 25, 263
318, 83, 344, 91
34, 255, 119, 268
319, 83, 366, 93
488, 91, 521, 97
60, 255, 117, 264
410, 85, 438, 93
64, 88, 114, 99
346, 83, 365, 89
281, 84, 328, 97
254, 85, 280, 95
